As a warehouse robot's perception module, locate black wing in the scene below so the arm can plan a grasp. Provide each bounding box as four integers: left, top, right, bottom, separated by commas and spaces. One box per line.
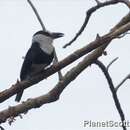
20, 43, 38, 80
15, 43, 38, 102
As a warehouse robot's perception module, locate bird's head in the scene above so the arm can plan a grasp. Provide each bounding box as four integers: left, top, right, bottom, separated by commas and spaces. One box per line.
33, 30, 64, 39
32, 30, 64, 45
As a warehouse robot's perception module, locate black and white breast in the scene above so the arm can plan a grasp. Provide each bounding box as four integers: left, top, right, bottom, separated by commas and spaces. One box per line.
20, 32, 54, 80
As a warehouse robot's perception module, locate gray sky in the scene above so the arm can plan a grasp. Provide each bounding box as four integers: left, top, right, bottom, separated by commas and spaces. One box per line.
0, 0, 130, 130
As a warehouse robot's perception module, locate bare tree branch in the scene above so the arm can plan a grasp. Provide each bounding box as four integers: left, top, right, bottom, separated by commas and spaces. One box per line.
95, 0, 101, 5
0, 43, 107, 124
94, 60, 126, 130
0, 1, 130, 127
53, 48, 63, 80
0, 126, 4, 130
111, 12, 130, 32
0, 14, 130, 103
121, 0, 130, 8
107, 57, 119, 70
115, 74, 130, 92
0, 35, 109, 103
63, 0, 130, 48
117, 31, 130, 38
109, 22, 130, 38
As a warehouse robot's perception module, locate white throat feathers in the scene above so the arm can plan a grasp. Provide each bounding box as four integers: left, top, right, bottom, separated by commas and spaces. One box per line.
32, 34, 54, 55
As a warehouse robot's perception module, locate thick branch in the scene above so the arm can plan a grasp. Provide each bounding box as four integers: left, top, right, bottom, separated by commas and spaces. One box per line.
111, 12, 130, 32
94, 60, 126, 130
0, 43, 107, 124
1, 17, 130, 103
63, 0, 130, 48
1, 1, 130, 123
0, 35, 111, 103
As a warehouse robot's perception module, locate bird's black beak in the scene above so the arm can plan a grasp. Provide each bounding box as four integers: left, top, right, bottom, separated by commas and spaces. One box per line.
51, 32, 64, 39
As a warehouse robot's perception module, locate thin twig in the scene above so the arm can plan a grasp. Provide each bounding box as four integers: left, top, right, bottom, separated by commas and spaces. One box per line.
107, 57, 119, 70
63, 0, 130, 48
94, 60, 126, 130
115, 74, 130, 92
95, 0, 101, 5
27, 0, 46, 31
0, 126, 4, 130
53, 49, 63, 80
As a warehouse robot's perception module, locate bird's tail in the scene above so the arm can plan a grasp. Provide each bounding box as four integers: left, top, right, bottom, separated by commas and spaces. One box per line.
15, 90, 24, 102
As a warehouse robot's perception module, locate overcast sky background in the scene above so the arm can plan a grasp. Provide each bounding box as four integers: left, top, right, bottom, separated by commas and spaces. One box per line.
0, 0, 130, 130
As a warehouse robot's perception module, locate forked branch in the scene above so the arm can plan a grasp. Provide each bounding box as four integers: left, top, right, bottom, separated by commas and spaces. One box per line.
0, 42, 107, 124
63, 0, 130, 48
0, 15, 130, 103
94, 60, 126, 130
115, 74, 130, 92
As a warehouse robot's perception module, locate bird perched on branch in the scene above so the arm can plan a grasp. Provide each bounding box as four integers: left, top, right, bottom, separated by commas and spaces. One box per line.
15, 30, 64, 102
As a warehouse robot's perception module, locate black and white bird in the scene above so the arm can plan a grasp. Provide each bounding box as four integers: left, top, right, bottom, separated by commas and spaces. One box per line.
15, 30, 64, 102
